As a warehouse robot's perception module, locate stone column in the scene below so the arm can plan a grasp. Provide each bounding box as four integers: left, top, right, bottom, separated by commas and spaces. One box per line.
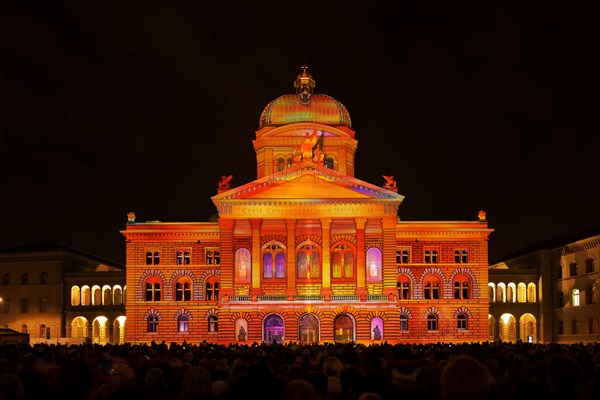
355, 218, 368, 298
218, 218, 235, 299
382, 216, 397, 299
285, 219, 297, 298
250, 219, 262, 299
320, 218, 333, 300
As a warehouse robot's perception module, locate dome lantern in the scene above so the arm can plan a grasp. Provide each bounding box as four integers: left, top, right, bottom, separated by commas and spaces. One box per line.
294, 64, 316, 105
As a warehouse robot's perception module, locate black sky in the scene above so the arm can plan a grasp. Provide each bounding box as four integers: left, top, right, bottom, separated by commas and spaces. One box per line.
1, 0, 598, 264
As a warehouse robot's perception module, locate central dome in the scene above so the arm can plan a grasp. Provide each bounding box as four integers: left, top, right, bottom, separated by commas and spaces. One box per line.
259, 94, 352, 128
259, 66, 351, 128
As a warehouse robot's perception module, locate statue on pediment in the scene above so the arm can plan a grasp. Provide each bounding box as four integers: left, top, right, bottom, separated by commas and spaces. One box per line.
383, 175, 397, 190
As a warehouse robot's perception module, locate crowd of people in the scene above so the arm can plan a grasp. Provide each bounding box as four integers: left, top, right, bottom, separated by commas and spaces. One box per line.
0, 340, 599, 400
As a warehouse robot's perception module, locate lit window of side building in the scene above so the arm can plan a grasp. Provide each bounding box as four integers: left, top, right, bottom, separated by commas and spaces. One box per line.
122, 68, 493, 345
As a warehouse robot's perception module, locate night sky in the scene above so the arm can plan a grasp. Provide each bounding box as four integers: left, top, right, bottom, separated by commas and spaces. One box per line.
1, 1, 598, 265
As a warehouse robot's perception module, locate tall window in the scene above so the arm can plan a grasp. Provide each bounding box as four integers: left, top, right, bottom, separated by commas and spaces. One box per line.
147, 316, 158, 333
396, 248, 410, 264
175, 277, 192, 301
453, 277, 470, 299
146, 251, 160, 265
297, 243, 320, 279
40, 297, 48, 313
2, 273, 8, 285
145, 278, 162, 302
425, 250, 439, 264
427, 315, 438, 331
366, 247, 382, 282
207, 249, 221, 265
332, 244, 354, 280
586, 258, 595, 273
457, 314, 467, 330
235, 248, 251, 283
397, 276, 411, 300
205, 278, 220, 301
208, 315, 218, 332
178, 316, 189, 333
423, 276, 441, 300
40, 272, 47, 284
21, 298, 29, 313
21, 273, 28, 285
263, 243, 286, 279
572, 289, 580, 306
214, 251, 220, 264
570, 262, 578, 277
400, 314, 409, 331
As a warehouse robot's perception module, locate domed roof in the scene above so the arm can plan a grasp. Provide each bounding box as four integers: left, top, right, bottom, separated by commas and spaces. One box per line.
259, 66, 352, 128
259, 94, 352, 128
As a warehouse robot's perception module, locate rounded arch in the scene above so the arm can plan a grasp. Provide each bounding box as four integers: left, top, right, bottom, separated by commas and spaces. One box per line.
71, 316, 88, 341
81, 285, 91, 306
418, 267, 447, 284
102, 285, 112, 305
519, 313, 537, 343
114, 316, 126, 344
449, 267, 479, 298
496, 282, 506, 302
366, 247, 382, 283
507, 282, 516, 303
488, 282, 496, 302
499, 313, 516, 342
92, 316, 108, 344
262, 240, 287, 279
263, 313, 285, 344
113, 285, 123, 305
297, 240, 321, 280
331, 240, 356, 281
488, 314, 496, 340
235, 318, 249, 342
91, 285, 102, 306
235, 248, 251, 283
71, 286, 81, 306
333, 313, 355, 344
517, 282, 527, 303
298, 313, 320, 344
137, 270, 167, 301
527, 282, 537, 302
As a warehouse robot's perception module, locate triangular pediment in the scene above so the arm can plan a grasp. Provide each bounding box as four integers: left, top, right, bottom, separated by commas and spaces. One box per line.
212, 163, 404, 203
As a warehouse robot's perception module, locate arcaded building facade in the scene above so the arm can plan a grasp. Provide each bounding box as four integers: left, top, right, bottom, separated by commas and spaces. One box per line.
123, 68, 493, 345
489, 227, 600, 343
0, 243, 126, 344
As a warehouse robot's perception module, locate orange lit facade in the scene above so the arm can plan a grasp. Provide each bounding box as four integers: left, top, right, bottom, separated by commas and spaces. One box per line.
122, 68, 493, 345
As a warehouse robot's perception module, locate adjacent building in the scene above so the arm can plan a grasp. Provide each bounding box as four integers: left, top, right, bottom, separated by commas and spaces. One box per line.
0, 242, 126, 344
489, 227, 600, 343
122, 68, 493, 345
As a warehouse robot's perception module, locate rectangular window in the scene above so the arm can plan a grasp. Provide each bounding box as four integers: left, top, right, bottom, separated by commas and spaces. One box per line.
396, 247, 411, 264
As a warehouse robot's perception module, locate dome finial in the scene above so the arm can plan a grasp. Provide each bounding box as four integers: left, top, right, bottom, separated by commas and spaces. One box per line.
295, 64, 315, 105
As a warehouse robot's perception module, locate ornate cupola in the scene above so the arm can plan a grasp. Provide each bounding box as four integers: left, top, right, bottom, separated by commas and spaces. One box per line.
294, 64, 316, 105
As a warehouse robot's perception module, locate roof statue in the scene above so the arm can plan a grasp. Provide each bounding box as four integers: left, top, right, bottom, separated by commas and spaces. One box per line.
383, 175, 397, 191
478, 210, 487, 222
218, 175, 233, 193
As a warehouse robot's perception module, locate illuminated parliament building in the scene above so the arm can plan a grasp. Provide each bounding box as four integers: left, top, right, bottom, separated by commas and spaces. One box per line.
122, 68, 493, 345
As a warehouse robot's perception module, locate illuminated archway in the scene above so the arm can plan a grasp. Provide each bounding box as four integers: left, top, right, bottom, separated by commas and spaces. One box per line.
263, 314, 284, 344
71, 286, 81, 306
499, 313, 516, 342
333, 313, 355, 344
519, 313, 536, 343
488, 314, 496, 340
92, 316, 108, 344
71, 317, 88, 342
298, 313, 320, 344
114, 316, 126, 344
81, 286, 91, 306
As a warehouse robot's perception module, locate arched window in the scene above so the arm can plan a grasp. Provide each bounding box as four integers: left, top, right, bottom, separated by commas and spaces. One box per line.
397, 275, 411, 300
527, 283, 536, 302
427, 315, 438, 331
145, 278, 162, 302
235, 248, 251, 283
423, 275, 441, 300
22, 273, 28, 285
400, 314, 409, 331
332, 243, 354, 280
572, 289, 580, 306
178, 315, 189, 333
453, 276, 470, 299
371, 318, 383, 340
113, 286, 123, 305
103, 286, 112, 305
488, 283, 495, 302
40, 324, 47, 338
71, 286, 81, 306
454, 249, 469, 263
324, 157, 334, 170
208, 315, 218, 332
175, 277, 192, 301
205, 277, 220, 301
366, 247, 382, 282
263, 243, 286, 279
176, 251, 184, 265
92, 285, 102, 305
496, 283, 506, 303
21, 324, 28, 334
206, 251, 213, 265
277, 157, 285, 172
517, 283, 527, 302
457, 314, 468, 330
507, 283, 516, 303
297, 242, 320, 279
147, 316, 158, 333
214, 251, 220, 265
